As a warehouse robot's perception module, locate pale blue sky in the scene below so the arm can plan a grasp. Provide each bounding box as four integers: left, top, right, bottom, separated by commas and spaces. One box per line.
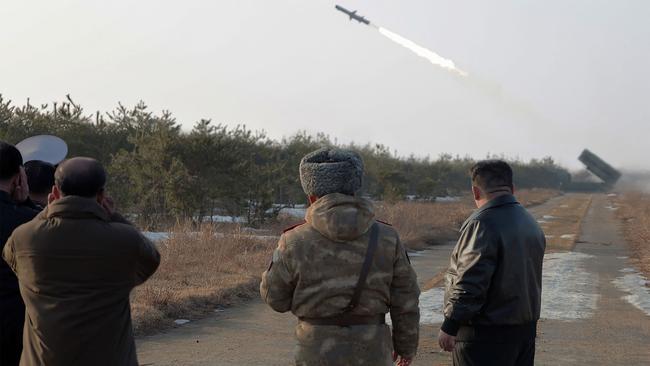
1, 1, 648, 169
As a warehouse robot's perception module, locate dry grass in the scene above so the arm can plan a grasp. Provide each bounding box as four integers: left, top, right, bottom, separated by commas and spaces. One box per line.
375, 201, 471, 250
132, 189, 560, 334
516, 188, 562, 207
131, 223, 276, 335
375, 189, 560, 250
535, 193, 593, 251
614, 191, 650, 280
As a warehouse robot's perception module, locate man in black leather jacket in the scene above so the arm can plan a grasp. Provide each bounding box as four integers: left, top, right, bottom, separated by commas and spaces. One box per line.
0, 142, 40, 366
438, 160, 545, 366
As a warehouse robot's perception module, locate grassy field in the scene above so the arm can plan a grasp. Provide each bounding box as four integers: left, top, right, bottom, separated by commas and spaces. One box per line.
614, 191, 650, 280
375, 188, 558, 250
131, 224, 277, 334
374, 200, 470, 250
132, 189, 559, 335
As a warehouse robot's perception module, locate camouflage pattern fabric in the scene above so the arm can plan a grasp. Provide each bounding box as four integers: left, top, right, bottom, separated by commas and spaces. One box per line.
294, 323, 393, 366
260, 193, 420, 365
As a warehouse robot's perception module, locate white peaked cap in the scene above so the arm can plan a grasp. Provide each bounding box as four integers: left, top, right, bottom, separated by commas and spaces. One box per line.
16, 135, 68, 165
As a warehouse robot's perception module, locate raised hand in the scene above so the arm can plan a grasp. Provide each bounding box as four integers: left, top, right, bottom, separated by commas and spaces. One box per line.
100, 195, 115, 216
12, 166, 30, 203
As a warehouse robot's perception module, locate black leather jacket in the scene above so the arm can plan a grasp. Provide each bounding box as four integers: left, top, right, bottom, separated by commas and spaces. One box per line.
442, 194, 545, 338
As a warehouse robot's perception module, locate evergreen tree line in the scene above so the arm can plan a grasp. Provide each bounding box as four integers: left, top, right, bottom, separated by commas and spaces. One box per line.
0, 96, 570, 228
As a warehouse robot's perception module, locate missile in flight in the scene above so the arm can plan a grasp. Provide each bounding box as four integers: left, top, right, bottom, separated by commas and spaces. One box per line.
335, 5, 371, 25
334, 4, 468, 77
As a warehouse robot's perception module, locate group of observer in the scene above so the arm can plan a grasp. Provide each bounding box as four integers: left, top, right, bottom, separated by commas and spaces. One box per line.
0, 141, 545, 366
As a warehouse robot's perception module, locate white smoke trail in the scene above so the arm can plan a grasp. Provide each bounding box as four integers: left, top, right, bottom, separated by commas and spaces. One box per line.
377, 26, 468, 77
371, 23, 545, 127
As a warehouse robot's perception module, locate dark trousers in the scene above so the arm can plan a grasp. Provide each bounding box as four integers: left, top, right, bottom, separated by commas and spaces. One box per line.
0, 295, 25, 366
452, 338, 535, 366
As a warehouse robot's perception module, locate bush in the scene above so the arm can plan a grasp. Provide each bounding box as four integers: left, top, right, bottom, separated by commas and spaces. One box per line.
0, 95, 570, 229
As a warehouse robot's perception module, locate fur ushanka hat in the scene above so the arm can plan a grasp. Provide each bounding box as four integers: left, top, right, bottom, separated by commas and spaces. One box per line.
299, 148, 364, 197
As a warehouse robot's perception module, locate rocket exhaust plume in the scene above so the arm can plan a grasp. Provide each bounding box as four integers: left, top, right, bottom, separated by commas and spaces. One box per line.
377, 27, 468, 77
335, 5, 468, 77
334, 5, 545, 131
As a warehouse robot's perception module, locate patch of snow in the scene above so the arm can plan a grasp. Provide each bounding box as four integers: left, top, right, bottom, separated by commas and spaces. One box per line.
537, 220, 549, 224
266, 204, 308, 217
616, 256, 629, 260
143, 232, 170, 242
204, 215, 247, 223
214, 305, 226, 313
620, 268, 636, 273
143, 230, 277, 243
401, 252, 600, 325
435, 196, 461, 202
545, 235, 555, 239
613, 271, 650, 316
607, 193, 618, 197
543, 215, 556, 220
541, 252, 599, 320
277, 207, 307, 219
604, 206, 619, 211
270, 203, 306, 209
174, 319, 190, 325
560, 204, 570, 208
560, 234, 576, 239
387, 287, 445, 326
418, 287, 446, 324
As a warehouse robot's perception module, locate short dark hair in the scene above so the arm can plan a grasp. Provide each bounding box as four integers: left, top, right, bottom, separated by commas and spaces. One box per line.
470, 160, 513, 192
0, 141, 23, 181
55, 158, 106, 198
25, 160, 56, 194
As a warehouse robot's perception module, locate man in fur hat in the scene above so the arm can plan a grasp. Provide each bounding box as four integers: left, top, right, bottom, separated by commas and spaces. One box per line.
261, 148, 420, 366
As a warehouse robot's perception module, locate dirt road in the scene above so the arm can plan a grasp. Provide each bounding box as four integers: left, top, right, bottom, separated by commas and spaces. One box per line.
137, 238, 455, 365
137, 194, 650, 365
535, 194, 650, 365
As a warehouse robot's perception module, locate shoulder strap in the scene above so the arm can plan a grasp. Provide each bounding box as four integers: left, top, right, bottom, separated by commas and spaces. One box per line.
344, 223, 380, 313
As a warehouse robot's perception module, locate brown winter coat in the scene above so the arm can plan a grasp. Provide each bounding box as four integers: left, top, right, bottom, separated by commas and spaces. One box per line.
2, 196, 160, 366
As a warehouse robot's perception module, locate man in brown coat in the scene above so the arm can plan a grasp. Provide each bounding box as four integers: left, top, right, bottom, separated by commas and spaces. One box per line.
2, 157, 160, 366
261, 148, 420, 366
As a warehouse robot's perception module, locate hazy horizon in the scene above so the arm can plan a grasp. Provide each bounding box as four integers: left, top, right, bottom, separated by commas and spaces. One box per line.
2, 1, 648, 170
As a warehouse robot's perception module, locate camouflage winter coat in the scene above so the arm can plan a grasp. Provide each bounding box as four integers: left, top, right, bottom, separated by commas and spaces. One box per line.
260, 193, 420, 364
